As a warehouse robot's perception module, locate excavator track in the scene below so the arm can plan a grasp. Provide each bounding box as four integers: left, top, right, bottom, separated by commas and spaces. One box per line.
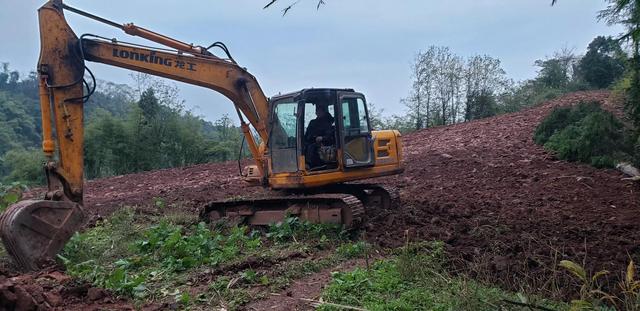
201, 193, 365, 228
200, 184, 397, 227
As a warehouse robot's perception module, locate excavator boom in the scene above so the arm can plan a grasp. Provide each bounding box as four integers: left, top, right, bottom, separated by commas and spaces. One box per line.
1, 0, 272, 270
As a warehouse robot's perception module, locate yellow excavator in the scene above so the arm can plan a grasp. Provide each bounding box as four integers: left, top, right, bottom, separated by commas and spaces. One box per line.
0, 0, 404, 271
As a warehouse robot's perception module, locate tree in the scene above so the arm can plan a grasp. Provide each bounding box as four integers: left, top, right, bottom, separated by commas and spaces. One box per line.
366, 102, 385, 130
465, 90, 497, 121
404, 47, 509, 129
577, 36, 626, 89
1, 148, 45, 185
405, 46, 465, 128
405, 48, 436, 130
464, 55, 508, 121
553, 0, 640, 126
534, 48, 578, 89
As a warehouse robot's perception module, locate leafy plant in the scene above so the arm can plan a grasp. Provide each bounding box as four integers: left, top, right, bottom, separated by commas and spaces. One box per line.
559, 260, 614, 310
135, 221, 260, 272
560, 259, 640, 311
152, 197, 166, 209
534, 101, 602, 145
59, 208, 262, 300
0, 182, 27, 212
266, 216, 345, 243
336, 241, 369, 259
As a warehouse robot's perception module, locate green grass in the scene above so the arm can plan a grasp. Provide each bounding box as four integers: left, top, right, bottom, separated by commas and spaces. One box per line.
57, 211, 363, 309
319, 241, 565, 311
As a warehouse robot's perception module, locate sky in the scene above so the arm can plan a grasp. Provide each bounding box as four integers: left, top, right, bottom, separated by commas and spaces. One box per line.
0, 0, 624, 123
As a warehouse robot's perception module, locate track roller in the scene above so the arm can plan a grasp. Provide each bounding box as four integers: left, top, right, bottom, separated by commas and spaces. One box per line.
201, 193, 364, 228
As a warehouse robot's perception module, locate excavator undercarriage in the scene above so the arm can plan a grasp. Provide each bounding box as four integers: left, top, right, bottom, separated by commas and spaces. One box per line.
202, 184, 397, 227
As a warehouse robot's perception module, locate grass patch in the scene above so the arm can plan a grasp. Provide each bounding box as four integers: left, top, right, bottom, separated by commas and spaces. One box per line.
59, 208, 262, 298
534, 101, 635, 168
58, 211, 361, 309
266, 215, 348, 244
319, 241, 564, 311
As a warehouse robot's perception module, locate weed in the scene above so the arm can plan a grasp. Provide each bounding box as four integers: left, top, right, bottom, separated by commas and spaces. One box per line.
336, 241, 369, 259
208, 276, 252, 310
240, 269, 258, 284
560, 259, 640, 310
320, 241, 564, 311
152, 197, 165, 209
396, 241, 446, 282
266, 216, 346, 243
59, 207, 262, 300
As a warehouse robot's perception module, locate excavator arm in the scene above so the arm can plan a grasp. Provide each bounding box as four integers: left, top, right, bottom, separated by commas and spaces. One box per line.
1, 0, 272, 270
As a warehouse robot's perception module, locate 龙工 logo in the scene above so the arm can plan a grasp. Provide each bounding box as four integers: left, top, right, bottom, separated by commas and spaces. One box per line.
112, 48, 196, 71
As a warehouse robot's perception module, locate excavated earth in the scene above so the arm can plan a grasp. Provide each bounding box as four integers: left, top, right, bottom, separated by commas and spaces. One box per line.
2, 90, 639, 309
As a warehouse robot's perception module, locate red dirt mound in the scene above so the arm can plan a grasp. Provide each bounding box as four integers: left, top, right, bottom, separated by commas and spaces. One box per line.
14, 90, 640, 301
366, 90, 639, 292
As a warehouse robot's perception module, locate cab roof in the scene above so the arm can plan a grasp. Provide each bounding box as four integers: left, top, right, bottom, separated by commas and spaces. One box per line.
270, 88, 356, 102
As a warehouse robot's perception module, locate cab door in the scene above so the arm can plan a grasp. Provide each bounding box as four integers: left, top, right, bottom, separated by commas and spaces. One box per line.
338, 92, 375, 168
269, 97, 299, 173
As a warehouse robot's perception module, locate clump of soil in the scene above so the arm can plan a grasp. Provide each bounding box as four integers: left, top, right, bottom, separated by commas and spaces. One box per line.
0, 267, 143, 311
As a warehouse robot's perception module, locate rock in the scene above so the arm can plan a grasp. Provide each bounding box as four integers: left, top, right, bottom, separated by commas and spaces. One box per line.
14, 286, 36, 311
44, 271, 71, 284
44, 292, 62, 307
0, 288, 17, 304
87, 287, 106, 301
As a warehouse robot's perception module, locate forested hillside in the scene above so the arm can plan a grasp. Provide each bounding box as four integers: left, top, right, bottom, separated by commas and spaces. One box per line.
0, 64, 247, 184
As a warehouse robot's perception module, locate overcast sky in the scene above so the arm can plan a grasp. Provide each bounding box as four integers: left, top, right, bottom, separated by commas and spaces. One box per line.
0, 0, 623, 123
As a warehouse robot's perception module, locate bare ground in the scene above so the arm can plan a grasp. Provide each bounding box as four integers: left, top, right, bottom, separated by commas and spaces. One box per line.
2, 90, 639, 309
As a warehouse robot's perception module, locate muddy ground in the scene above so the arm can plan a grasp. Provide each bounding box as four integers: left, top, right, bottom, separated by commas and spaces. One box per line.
1, 90, 639, 310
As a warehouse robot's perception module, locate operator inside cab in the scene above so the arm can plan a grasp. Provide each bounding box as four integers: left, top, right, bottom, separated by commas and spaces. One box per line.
304, 103, 336, 169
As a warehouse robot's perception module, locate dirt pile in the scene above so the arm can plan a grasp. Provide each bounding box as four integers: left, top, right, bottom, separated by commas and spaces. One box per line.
0, 268, 138, 311
14, 90, 640, 301
366, 90, 639, 290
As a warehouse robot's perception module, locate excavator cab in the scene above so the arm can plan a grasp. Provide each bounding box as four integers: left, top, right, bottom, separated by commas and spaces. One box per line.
264, 88, 403, 190
269, 88, 375, 175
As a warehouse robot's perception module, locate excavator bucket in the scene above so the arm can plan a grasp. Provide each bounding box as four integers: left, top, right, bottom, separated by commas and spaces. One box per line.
0, 200, 85, 271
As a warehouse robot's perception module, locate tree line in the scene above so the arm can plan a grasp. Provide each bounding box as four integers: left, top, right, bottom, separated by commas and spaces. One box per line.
0, 66, 248, 184
371, 35, 628, 134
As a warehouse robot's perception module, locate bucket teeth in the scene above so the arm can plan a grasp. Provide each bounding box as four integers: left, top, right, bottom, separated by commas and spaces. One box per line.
0, 200, 85, 271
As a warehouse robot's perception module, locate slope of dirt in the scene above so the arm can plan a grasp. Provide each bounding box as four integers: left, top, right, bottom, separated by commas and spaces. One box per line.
367, 90, 640, 291
11, 90, 640, 306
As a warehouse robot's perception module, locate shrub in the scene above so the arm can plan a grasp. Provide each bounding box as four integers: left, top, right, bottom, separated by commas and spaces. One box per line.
534, 102, 634, 168
0, 182, 27, 212
0, 148, 45, 185
534, 101, 602, 145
